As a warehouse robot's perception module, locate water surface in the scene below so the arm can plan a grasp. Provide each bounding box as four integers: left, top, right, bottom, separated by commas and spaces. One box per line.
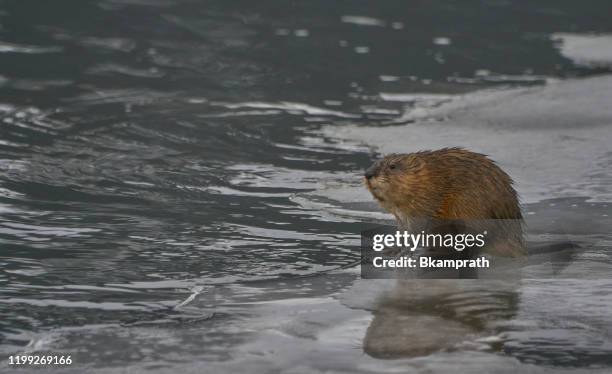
1, 1, 612, 372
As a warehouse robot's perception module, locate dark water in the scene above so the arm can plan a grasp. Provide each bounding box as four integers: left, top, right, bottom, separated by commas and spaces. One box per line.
1, 0, 612, 372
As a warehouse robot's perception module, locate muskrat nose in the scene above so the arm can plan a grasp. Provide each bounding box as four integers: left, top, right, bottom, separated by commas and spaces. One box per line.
365, 166, 377, 180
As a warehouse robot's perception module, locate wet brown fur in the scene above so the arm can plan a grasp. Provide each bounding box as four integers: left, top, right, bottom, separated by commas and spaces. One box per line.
364, 148, 525, 256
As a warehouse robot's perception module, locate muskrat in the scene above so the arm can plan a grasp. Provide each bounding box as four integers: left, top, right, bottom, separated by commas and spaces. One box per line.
364, 147, 525, 256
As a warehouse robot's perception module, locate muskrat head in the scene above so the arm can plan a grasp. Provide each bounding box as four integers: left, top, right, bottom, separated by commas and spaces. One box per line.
364, 153, 425, 212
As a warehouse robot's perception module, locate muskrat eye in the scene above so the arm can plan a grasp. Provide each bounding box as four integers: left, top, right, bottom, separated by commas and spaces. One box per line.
389, 164, 397, 170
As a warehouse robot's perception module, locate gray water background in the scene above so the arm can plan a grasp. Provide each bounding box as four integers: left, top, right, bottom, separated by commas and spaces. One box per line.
1, 1, 612, 372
